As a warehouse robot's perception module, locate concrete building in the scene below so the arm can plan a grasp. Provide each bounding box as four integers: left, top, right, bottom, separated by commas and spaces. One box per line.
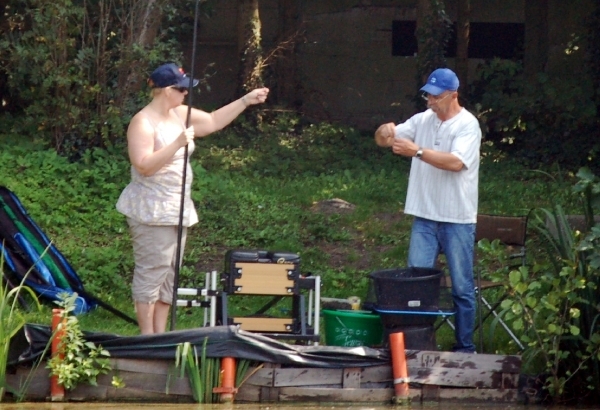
184, 0, 594, 131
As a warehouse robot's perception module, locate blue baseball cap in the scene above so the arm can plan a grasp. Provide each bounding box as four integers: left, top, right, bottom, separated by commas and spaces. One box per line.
420, 68, 459, 96
148, 63, 199, 89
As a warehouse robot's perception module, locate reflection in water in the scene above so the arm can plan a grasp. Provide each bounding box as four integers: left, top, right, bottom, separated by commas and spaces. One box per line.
0, 403, 596, 410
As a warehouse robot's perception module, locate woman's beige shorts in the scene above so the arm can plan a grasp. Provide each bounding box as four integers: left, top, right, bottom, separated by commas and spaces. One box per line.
127, 218, 187, 304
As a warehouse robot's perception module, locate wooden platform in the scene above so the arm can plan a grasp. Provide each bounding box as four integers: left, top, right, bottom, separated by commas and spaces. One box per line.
6, 350, 522, 403
237, 350, 520, 403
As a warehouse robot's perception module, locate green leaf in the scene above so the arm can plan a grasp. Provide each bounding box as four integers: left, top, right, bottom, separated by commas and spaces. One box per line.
569, 308, 580, 319
525, 296, 538, 308
509, 270, 522, 287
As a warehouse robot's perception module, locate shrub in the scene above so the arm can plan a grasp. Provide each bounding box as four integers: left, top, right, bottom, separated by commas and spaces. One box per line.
497, 167, 600, 404
471, 59, 599, 172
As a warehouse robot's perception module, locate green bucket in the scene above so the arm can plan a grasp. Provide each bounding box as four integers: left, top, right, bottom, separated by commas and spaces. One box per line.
322, 309, 383, 347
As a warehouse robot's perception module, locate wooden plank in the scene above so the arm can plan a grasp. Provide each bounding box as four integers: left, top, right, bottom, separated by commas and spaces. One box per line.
233, 317, 293, 332
406, 351, 521, 388
16, 365, 50, 378
361, 364, 392, 383
235, 263, 295, 295
278, 387, 401, 403
251, 353, 520, 389
244, 367, 275, 387
93, 370, 191, 395
273, 368, 342, 387
8, 352, 522, 403
408, 351, 521, 373
6, 368, 49, 399
236, 383, 261, 402
68, 384, 109, 401
260, 386, 280, 401
109, 358, 171, 375
421, 384, 440, 400
343, 368, 361, 388
409, 365, 519, 388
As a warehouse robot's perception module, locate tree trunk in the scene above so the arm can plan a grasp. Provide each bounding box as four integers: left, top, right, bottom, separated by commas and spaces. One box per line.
115, 0, 166, 104
237, 0, 263, 93
455, 0, 470, 99
524, 0, 549, 79
415, 0, 451, 95
416, 0, 433, 85
274, 0, 301, 107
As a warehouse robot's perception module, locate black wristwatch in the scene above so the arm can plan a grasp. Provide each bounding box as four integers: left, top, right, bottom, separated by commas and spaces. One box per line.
415, 148, 423, 159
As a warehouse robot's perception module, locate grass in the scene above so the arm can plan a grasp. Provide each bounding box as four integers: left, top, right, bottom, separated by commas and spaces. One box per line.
0, 113, 583, 352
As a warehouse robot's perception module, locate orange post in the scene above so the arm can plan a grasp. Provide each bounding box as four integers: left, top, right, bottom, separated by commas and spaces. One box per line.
50, 308, 66, 401
389, 332, 410, 405
213, 356, 238, 402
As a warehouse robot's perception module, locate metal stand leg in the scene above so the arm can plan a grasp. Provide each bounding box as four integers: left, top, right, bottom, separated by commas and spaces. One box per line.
480, 295, 524, 351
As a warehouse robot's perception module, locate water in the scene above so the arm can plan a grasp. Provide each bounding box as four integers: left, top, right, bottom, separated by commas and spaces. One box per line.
0, 403, 596, 410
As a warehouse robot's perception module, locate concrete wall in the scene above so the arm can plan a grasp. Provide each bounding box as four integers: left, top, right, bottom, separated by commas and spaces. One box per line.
185, 0, 592, 130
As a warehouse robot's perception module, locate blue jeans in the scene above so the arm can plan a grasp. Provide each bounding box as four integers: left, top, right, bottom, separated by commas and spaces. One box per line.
407, 217, 476, 352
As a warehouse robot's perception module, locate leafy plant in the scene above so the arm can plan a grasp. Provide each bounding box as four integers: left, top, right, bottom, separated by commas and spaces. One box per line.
0, 0, 183, 155
0, 253, 40, 401
471, 59, 599, 172
414, 0, 452, 107
47, 293, 112, 390
496, 167, 600, 403
174, 339, 220, 403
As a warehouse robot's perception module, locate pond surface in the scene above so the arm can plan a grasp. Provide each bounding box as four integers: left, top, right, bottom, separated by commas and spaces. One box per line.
0, 403, 598, 410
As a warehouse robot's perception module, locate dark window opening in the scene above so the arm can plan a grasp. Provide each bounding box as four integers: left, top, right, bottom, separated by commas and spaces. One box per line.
392, 21, 417, 57
392, 21, 524, 60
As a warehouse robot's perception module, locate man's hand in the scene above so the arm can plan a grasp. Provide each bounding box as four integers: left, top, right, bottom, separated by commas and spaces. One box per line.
374, 122, 395, 147
392, 137, 419, 157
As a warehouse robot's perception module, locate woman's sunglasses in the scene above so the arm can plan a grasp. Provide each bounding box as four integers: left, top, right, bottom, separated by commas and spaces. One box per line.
171, 86, 188, 93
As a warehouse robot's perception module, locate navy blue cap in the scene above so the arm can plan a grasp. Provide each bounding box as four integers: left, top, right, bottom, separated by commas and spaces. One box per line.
148, 63, 199, 89
420, 68, 459, 96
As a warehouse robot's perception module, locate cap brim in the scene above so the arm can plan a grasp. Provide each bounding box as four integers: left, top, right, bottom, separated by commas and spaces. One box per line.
175, 77, 199, 88
420, 84, 446, 96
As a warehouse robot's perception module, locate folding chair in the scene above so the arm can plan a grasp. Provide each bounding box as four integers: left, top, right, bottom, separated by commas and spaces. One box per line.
475, 214, 529, 352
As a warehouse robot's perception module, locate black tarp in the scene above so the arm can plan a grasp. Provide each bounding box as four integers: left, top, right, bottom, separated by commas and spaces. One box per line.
9, 324, 390, 369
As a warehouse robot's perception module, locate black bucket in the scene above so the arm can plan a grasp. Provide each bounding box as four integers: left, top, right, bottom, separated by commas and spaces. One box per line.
378, 311, 438, 326
366, 267, 444, 311
383, 324, 437, 350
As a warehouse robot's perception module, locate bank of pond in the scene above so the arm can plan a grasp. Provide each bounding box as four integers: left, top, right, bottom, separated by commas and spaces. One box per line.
5, 324, 530, 405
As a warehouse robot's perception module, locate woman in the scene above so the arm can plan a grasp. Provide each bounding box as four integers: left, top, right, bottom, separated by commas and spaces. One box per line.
116, 62, 269, 334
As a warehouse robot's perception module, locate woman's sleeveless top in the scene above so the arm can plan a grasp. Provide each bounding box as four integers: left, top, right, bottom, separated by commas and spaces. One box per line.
116, 112, 198, 227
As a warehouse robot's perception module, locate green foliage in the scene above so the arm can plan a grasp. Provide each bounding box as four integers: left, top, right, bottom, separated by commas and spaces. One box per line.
0, 0, 182, 156
414, 0, 452, 107
198, 112, 399, 178
47, 294, 112, 390
174, 339, 220, 403
471, 59, 599, 172
492, 167, 600, 404
0, 141, 133, 304
0, 111, 579, 337
0, 255, 41, 401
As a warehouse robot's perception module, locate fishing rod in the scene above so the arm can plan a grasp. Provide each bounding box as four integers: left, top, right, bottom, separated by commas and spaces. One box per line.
171, 0, 203, 331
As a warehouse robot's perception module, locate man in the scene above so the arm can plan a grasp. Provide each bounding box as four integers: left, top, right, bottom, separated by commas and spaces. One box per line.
375, 67, 482, 353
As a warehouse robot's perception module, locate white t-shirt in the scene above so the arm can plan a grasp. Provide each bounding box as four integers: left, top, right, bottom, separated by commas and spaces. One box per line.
394, 108, 481, 224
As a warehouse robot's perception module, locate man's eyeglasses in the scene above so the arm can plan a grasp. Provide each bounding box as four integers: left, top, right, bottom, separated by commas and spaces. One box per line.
421, 92, 452, 103
171, 86, 188, 93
